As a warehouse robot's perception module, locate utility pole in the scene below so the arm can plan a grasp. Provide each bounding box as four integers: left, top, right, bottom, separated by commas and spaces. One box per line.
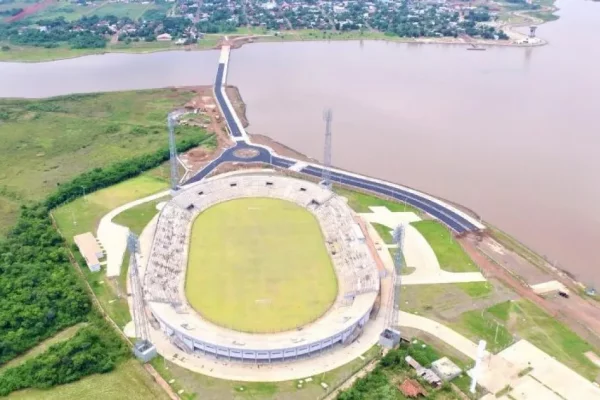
167, 113, 179, 194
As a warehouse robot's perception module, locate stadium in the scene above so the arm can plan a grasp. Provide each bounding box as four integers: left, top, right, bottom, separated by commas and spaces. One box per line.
139, 173, 381, 363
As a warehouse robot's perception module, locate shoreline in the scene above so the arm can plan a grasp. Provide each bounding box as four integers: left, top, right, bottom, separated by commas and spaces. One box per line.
0, 24, 548, 64
223, 82, 594, 295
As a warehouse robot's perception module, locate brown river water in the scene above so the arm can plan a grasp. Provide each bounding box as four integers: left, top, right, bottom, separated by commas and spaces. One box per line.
0, 0, 599, 285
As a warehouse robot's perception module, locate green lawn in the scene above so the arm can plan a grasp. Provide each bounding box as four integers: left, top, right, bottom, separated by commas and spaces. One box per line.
334, 186, 420, 214
151, 346, 381, 400
8, 359, 169, 400
186, 197, 337, 333
372, 222, 394, 244
451, 309, 514, 353
451, 299, 600, 377
0, 89, 203, 234
113, 197, 168, 236
53, 174, 168, 244
510, 300, 599, 380
411, 220, 479, 272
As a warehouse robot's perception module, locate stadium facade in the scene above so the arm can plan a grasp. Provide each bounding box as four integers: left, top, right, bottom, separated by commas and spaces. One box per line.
141, 173, 380, 362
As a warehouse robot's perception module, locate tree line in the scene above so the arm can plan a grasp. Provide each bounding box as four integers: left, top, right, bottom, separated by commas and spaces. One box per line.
0, 131, 211, 396
0, 323, 128, 396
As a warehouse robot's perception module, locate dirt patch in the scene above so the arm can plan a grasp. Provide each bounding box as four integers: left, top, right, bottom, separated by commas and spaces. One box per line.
249, 133, 316, 162
174, 86, 235, 174
477, 236, 551, 285
459, 234, 600, 350
205, 162, 273, 179
225, 85, 249, 127
6, 0, 53, 22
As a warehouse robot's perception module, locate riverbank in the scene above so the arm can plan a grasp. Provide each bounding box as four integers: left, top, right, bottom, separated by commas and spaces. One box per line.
0, 11, 550, 64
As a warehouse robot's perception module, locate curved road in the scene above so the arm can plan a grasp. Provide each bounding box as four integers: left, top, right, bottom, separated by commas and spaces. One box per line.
186, 50, 484, 234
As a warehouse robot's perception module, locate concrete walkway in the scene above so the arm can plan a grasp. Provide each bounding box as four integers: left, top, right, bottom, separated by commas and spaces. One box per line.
359, 206, 486, 285
97, 190, 169, 277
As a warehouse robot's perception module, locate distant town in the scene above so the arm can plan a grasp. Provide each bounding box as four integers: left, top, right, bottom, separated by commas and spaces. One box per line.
0, 0, 547, 51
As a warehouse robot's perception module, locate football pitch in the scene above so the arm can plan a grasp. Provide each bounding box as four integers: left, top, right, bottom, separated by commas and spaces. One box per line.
185, 198, 338, 333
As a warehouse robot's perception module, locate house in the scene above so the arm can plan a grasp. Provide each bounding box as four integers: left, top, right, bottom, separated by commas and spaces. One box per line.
156, 33, 172, 41
398, 379, 427, 398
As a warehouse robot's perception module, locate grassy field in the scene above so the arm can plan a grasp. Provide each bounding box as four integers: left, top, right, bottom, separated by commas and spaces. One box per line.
8, 359, 169, 400
53, 174, 168, 243
451, 300, 600, 377
0, 36, 221, 62
112, 196, 168, 236
0, 90, 202, 234
151, 346, 381, 400
371, 222, 394, 243
186, 197, 337, 333
411, 220, 478, 272
28, 0, 166, 21
334, 186, 420, 214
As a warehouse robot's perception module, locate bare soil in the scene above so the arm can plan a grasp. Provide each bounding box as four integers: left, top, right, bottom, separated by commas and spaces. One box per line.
249, 133, 316, 162
175, 86, 235, 173
459, 234, 600, 350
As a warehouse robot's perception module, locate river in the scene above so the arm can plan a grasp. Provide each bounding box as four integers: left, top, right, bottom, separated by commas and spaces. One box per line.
0, 0, 599, 285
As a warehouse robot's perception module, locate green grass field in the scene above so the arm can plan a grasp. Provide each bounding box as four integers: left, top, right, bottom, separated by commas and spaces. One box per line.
334, 186, 420, 214
0, 90, 203, 235
185, 197, 337, 333
112, 196, 168, 236
411, 220, 479, 272
8, 360, 169, 400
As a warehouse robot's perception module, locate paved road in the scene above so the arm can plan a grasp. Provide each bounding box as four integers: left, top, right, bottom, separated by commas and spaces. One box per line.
187, 56, 484, 234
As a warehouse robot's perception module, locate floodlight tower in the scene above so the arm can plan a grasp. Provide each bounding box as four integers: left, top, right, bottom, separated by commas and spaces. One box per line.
321, 108, 333, 189
127, 232, 156, 362
390, 224, 406, 329
167, 113, 179, 194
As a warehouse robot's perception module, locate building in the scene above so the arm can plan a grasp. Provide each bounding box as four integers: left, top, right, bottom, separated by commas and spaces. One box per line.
156, 33, 172, 41
431, 356, 462, 381
74, 232, 103, 272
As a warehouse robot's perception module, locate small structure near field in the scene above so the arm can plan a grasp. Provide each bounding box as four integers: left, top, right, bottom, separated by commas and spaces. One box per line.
405, 356, 442, 387
156, 33, 172, 41
379, 328, 401, 349
431, 357, 462, 381
398, 379, 427, 398
134, 339, 157, 363
74, 232, 103, 272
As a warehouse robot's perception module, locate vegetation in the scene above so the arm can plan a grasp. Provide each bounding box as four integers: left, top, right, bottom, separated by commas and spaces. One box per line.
151, 346, 381, 400
186, 198, 337, 333
411, 220, 479, 273
372, 223, 394, 244
0, 86, 213, 395
0, 323, 129, 396
334, 187, 420, 214
338, 340, 465, 400
0, 323, 86, 374
112, 197, 167, 236
0, 90, 204, 235
0, 204, 91, 366
7, 359, 169, 400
